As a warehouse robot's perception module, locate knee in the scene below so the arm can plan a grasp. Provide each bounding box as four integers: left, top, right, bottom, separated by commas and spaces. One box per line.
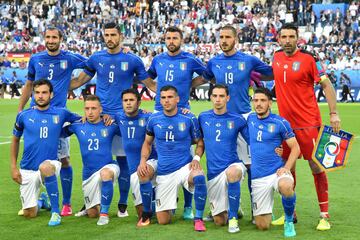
39, 162, 55, 176
226, 167, 242, 182
100, 168, 114, 181
278, 180, 294, 197
60, 157, 70, 167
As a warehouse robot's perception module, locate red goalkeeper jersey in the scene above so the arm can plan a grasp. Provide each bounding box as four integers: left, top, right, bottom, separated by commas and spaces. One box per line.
272, 49, 326, 129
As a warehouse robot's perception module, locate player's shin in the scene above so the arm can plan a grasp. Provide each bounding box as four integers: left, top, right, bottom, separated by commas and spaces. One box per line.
183, 187, 193, 208
228, 181, 241, 219
117, 156, 130, 211
313, 172, 329, 218
282, 193, 296, 223
140, 181, 153, 214
44, 175, 60, 213
193, 175, 207, 220
60, 166, 73, 205
100, 180, 114, 215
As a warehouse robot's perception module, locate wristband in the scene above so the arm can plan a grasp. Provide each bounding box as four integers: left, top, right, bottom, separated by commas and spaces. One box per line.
193, 155, 201, 162
329, 112, 337, 115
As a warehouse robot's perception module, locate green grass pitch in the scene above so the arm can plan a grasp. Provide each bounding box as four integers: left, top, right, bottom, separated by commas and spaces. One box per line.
0, 99, 359, 240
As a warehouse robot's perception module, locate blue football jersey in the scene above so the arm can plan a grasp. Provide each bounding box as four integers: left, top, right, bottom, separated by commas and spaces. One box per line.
13, 106, 80, 171
63, 120, 120, 181
247, 113, 295, 179
148, 51, 206, 111
28, 50, 87, 108
203, 51, 273, 114
84, 50, 148, 115
115, 111, 157, 174
146, 111, 202, 175
199, 110, 249, 180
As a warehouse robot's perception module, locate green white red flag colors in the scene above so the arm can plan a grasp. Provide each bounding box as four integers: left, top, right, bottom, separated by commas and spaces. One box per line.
312, 125, 355, 172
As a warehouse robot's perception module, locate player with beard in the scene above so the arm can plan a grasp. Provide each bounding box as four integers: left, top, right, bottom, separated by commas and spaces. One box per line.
247, 87, 299, 237
11, 79, 80, 226
17, 27, 87, 217
144, 26, 206, 219
271, 23, 340, 230
70, 22, 156, 217
193, 25, 273, 221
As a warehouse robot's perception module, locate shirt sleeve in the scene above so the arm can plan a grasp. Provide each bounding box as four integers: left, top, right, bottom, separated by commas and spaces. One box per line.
13, 112, 24, 137
238, 117, 250, 145
252, 56, 273, 76
83, 55, 96, 77
190, 114, 202, 140
71, 53, 88, 69
64, 109, 82, 123
147, 57, 157, 79
134, 56, 149, 81
61, 124, 75, 138
202, 59, 213, 81
146, 117, 155, 136
191, 56, 206, 76
279, 119, 295, 140
27, 56, 36, 81
311, 54, 327, 84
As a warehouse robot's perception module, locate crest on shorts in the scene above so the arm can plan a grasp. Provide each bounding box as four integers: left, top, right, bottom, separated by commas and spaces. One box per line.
267, 124, 275, 133
292, 62, 301, 72
121, 62, 128, 71
138, 118, 146, 127
238, 62, 245, 71
312, 125, 354, 172
178, 122, 186, 131
60, 60, 68, 70
101, 129, 108, 137
180, 62, 187, 71
52, 115, 59, 124
227, 121, 234, 129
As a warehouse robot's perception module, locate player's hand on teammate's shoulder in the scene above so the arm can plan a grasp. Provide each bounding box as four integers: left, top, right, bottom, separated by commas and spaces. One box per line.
102, 114, 114, 126
122, 46, 131, 54
181, 108, 192, 115
276, 167, 290, 177
11, 167, 22, 184
141, 109, 152, 114
330, 112, 341, 133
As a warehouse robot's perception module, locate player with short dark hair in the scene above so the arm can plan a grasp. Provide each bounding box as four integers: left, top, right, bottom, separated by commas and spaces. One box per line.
11, 79, 80, 226
248, 87, 299, 237
272, 23, 341, 230
138, 86, 208, 231
194, 24, 273, 221
115, 88, 157, 227
70, 22, 156, 217
17, 26, 87, 216
62, 95, 120, 225
198, 84, 248, 233
145, 26, 206, 219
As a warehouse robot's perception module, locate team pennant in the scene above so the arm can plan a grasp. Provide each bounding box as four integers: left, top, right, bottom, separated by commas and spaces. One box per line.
312, 125, 355, 172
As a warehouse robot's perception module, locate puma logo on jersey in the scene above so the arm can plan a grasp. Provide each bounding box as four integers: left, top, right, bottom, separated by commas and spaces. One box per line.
99, 63, 104, 67
29, 118, 35, 123
38, 62, 44, 67
205, 122, 210, 126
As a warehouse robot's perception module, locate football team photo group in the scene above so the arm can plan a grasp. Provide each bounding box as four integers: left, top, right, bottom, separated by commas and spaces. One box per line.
2, 0, 359, 239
